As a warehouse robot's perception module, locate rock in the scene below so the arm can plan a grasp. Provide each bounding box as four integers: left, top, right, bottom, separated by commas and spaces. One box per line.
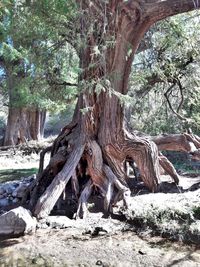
12, 184, 28, 198
0, 206, 37, 236
0, 210, 5, 215
32, 257, 46, 266
0, 198, 11, 207
0, 175, 36, 209
0, 187, 5, 195
3, 183, 17, 194
96, 260, 103, 266
12, 198, 20, 204
24, 174, 36, 183
44, 216, 73, 229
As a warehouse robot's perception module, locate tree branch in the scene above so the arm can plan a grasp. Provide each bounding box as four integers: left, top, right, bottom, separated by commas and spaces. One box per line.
145, 0, 200, 23
48, 80, 78, 87
176, 79, 184, 113
164, 83, 187, 121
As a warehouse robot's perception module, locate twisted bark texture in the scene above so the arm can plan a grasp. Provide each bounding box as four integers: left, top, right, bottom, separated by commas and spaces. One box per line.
30, 0, 200, 219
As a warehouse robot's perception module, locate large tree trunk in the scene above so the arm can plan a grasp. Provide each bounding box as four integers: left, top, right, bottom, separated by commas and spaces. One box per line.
3, 107, 46, 146
29, 0, 200, 219
3, 56, 46, 146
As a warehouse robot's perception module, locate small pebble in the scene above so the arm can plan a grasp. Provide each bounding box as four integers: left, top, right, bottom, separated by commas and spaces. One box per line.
96, 260, 103, 266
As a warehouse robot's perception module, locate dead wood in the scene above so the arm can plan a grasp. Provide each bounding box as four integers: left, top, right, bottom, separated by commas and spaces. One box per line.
34, 139, 85, 219
38, 146, 52, 175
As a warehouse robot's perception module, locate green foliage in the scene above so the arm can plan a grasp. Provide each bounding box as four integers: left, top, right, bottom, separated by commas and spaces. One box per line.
193, 207, 200, 220
129, 12, 200, 135
0, 0, 79, 114
0, 43, 23, 62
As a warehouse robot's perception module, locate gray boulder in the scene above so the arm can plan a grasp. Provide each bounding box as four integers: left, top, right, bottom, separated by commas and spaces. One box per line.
0, 198, 11, 207
0, 206, 36, 236
12, 184, 28, 198
0, 187, 5, 195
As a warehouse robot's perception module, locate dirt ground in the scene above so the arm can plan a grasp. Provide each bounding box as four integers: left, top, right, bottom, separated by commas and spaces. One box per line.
1, 148, 200, 267
0, 224, 200, 267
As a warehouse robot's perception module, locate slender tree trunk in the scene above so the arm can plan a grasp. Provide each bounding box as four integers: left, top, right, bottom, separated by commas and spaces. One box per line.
30, 0, 200, 219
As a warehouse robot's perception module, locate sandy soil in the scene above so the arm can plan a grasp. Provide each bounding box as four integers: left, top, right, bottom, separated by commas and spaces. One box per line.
0, 226, 200, 267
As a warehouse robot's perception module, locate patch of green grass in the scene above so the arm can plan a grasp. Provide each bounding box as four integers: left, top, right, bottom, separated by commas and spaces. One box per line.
0, 168, 38, 183
192, 207, 200, 220
174, 162, 199, 173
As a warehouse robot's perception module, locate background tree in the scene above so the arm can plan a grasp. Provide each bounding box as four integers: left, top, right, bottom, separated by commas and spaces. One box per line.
0, 0, 78, 145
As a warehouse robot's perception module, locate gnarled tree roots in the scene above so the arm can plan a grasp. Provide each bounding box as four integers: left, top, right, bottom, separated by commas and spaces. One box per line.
29, 125, 200, 220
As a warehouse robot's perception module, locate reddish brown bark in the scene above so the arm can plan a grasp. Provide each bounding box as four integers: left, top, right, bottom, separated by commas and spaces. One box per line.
3, 107, 46, 146
30, 0, 200, 219
151, 133, 200, 157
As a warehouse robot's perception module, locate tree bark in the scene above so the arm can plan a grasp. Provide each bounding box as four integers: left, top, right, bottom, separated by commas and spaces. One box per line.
151, 133, 200, 155
30, 0, 200, 219
2, 58, 46, 146
3, 107, 46, 146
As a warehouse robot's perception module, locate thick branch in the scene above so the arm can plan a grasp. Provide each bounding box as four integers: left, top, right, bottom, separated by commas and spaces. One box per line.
151, 134, 193, 152
146, 0, 200, 23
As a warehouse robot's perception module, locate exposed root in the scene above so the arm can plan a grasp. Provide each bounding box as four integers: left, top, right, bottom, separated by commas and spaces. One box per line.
75, 179, 93, 219
125, 132, 160, 192
30, 132, 161, 219
85, 140, 108, 193
103, 177, 114, 212
30, 149, 68, 208
159, 152, 179, 184
38, 146, 52, 175
71, 171, 80, 199
30, 126, 200, 220
103, 144, 128, 185
103, 165, 131, 210
74, 140, 132, 217
83, 140, 113, 213
34, 141, 85, 219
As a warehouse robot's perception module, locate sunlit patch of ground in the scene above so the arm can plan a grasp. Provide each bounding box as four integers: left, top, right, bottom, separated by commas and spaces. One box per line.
0, 141, 51, 182
0, 224, 200, 267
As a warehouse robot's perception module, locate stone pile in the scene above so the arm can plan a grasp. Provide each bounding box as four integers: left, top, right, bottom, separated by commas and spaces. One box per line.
0, 174, 36, 210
